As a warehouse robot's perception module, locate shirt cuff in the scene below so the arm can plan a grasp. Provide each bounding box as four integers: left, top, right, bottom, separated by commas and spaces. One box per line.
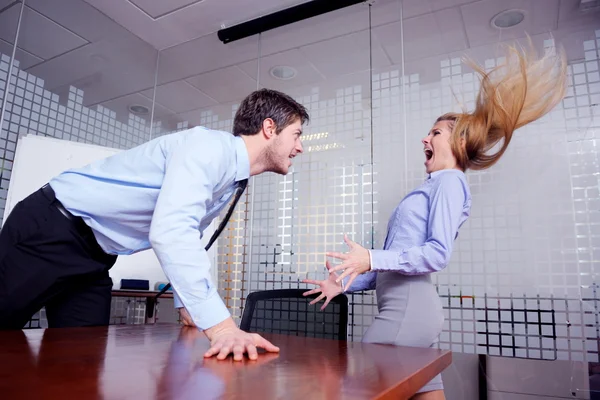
342, 251, 374, 291
173, 290, 183, 308
370, 249, 403, 272
189, 292, 231, 330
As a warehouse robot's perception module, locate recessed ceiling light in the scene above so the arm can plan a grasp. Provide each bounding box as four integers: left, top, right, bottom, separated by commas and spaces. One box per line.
269, 66, 297, 80
128, 104, 149, 115
491, 9, 525, 29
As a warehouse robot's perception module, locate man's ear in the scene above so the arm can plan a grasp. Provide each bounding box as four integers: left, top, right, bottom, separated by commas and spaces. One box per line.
261, 118, 276, 139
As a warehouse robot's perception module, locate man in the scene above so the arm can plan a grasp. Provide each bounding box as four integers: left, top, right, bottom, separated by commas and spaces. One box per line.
0, 88, 309, 361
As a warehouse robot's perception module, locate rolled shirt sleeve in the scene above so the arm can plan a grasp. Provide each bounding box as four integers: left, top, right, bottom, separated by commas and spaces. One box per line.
149, 135, 231, 329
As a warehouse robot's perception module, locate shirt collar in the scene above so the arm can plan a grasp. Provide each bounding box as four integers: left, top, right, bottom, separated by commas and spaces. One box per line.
233, 135, 250, 182
427, 168, 464, 180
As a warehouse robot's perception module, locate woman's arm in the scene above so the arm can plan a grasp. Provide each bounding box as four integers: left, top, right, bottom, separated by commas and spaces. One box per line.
370, 174, 469, 275
328, 174, 469, 284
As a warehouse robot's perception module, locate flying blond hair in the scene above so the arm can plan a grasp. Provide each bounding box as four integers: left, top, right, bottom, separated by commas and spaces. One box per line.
438, 40, 568, 171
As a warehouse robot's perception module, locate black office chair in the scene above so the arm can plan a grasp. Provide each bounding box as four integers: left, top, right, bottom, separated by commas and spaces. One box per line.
240, 289, 348, 341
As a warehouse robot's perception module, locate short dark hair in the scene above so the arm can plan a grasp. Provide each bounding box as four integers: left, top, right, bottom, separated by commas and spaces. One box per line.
233, 89, 309, 136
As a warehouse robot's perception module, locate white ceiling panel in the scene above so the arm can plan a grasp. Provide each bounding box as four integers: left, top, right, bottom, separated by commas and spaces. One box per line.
186, 66, 257, 103
369, 0, 403, 26
375, 6, 468, 64
81, 0, 401, 98
300, 31, 391, 79
400, 0, 435, 19
238, 49, 324, 92
0, 5, 88, 60
148, 98, 177, 121
253, 0, 401, 57
428, 0, 479, 11
83, 0, 174, 50
395, 0, 478, 19
157, 34, 259, 85
141, 80, 217, 113
160, 0, 312, 50
26, 0, 127, 42
158, 1, 390, 84
99, 92, 174, 125
83, 0, 311, 50
461, 0, 560, 48
0, 0, 15, 10
0, 38, 43, 69
27, 36, 157, 106
129, 0, 201, 19
257, 3, 371, 57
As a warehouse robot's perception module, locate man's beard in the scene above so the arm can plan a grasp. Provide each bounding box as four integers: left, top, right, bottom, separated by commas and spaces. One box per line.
263, 141, 287, 175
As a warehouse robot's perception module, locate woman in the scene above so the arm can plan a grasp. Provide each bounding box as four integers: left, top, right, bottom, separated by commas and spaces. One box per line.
302, 42, 568, 400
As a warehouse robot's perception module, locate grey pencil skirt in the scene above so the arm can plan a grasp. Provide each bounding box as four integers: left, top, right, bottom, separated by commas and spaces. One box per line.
362, 272, 445, 394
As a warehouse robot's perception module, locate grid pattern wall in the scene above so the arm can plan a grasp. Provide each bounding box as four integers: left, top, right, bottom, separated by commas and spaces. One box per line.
151, 106, 238, 140
181, 85, 381, 336
2, 22, 600, 366
135, 29, 600, 358
192, 30, 600, 361
216, 190, 250, 324
110, 297, 179, 325
0, 55, 150, 226
241, 85, 379, 340
24, 297, 179, 328
109, 297, 149, 325
374, 33, 600, 363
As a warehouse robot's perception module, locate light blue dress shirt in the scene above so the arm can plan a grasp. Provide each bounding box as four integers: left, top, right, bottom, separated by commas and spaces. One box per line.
49, 126, 250, 329
345, 169, 472, 292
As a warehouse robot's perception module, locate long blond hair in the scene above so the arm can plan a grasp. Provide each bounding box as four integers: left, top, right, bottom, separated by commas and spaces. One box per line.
438, 41, 568, 171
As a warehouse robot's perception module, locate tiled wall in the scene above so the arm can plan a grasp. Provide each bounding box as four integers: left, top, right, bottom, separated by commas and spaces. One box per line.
210, 31, 600, 370
0, 52, 185, 327
0, 55, 150, 226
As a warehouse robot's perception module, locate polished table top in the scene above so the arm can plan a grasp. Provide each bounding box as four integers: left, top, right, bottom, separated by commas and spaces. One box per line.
0, 324, 451, 399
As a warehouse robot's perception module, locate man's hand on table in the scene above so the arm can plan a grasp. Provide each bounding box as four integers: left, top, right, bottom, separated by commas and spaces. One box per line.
204, 318, 279, 361
176, 309, 279, 361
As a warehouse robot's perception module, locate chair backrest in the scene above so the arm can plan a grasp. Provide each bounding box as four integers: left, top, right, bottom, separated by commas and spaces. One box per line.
240, 289, 348, 341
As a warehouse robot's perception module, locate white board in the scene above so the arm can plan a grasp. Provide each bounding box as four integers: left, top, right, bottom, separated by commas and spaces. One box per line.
4, 135, 218, 291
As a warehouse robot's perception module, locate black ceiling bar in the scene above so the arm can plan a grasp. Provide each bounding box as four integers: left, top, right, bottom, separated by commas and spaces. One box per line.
217, 0, 366, 44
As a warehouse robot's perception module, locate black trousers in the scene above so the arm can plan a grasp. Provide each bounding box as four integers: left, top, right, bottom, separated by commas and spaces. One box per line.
0, 185, 117, 329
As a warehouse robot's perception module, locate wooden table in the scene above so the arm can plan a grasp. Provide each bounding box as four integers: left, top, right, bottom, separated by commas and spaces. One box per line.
0, 324, 451, 399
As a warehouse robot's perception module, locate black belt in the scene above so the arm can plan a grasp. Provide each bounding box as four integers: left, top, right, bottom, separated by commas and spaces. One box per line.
41, 184, 76, 222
